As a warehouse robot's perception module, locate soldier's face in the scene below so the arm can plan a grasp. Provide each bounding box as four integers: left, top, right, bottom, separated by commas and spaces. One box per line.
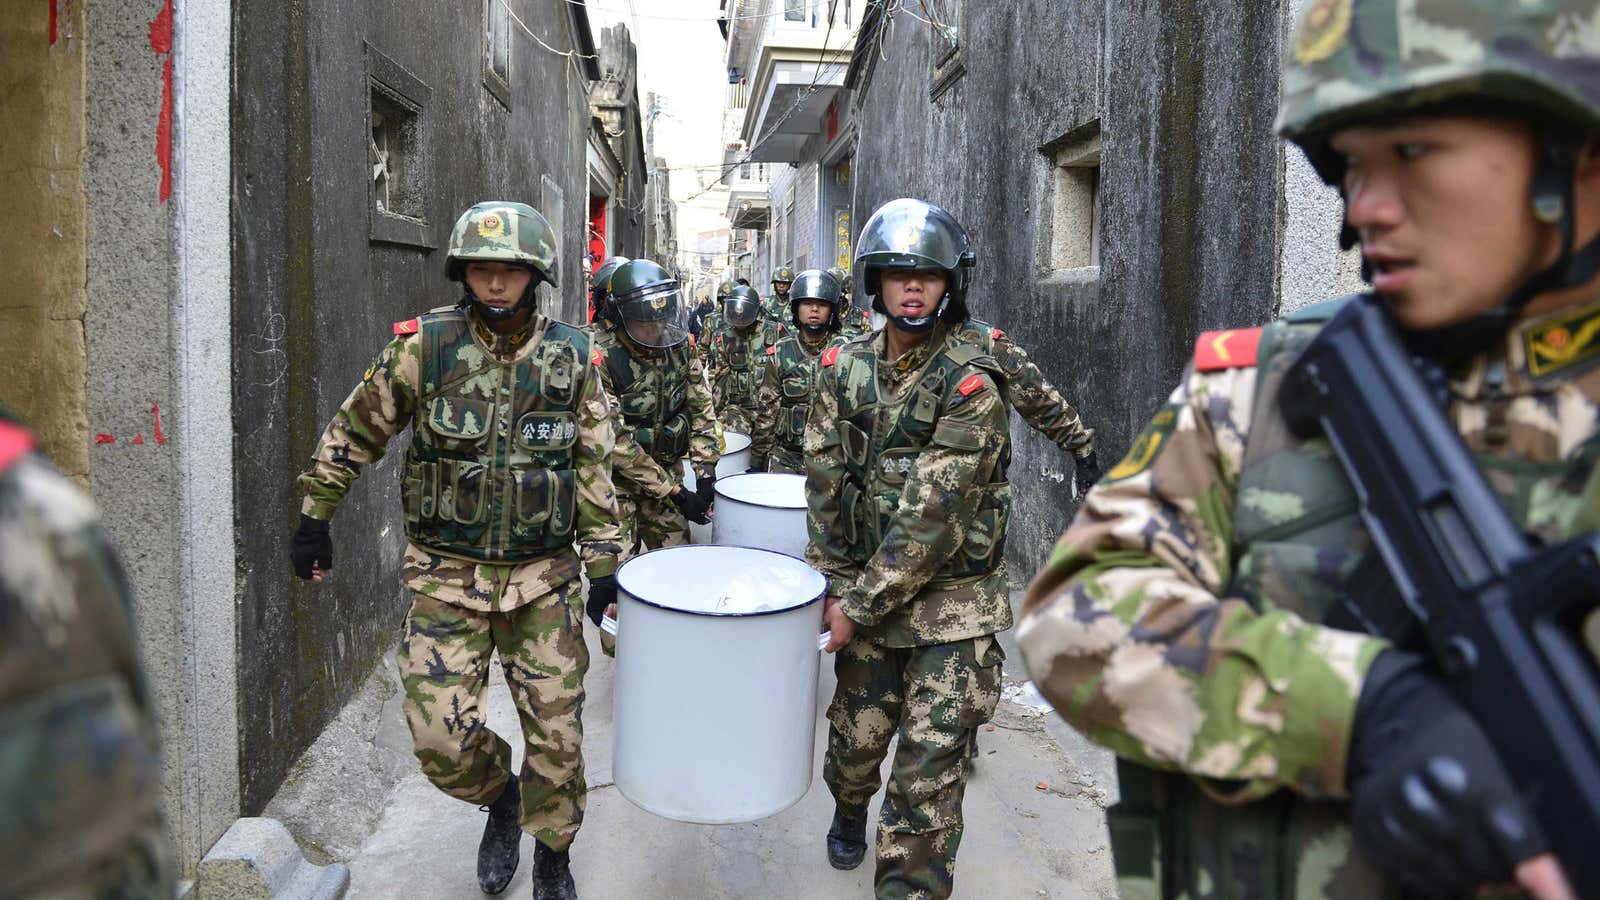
880, 269, 948, 319
773, 281, 791, 296
1333, 114, 1550, 330
464, 262, 534, 310
797, 299, 831, 326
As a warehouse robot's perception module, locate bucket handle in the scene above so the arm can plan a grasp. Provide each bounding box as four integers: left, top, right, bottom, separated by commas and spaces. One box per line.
601, 614, 619, 636
817, 631, 832, 651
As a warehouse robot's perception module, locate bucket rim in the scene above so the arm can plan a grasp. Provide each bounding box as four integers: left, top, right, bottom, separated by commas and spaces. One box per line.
617, 544, 825, 618
713, 472, 807, 510
719, 430, 753, 455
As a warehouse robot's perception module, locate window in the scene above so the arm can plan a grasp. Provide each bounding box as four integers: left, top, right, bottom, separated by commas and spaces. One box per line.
366, 43, 433, 248
783, 187, 797, 269
928, 0, 965, 100
785, 0, 805, 22
483, 0, 512, 109
1044, 126, 1101, 272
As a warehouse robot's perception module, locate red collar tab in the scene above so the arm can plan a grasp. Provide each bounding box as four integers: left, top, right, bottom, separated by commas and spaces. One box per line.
821, 346, 841, 367
591, 348, 605, 366
957, 374, 986, 396
0, 421, 36, 473
766, 345, 778, 355
991, 327, 1005, 341
1193, 328, 1263, 372
393, 317, 420, 336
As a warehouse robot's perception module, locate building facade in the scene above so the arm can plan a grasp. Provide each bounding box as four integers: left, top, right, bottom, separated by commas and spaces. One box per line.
588, 22, 651, 284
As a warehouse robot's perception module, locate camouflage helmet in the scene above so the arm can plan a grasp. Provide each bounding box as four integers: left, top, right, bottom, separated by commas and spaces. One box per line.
771, 266, 796, 285
1277, 0, 1600, 180
446, 201, 559, 287
724, 284, 762, 329
790, 269, 844, 333
592, 256, 630, 295
827, 266, 851, 295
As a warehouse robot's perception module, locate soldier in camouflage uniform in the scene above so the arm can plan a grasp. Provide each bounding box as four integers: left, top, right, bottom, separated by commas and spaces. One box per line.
806, 199, 1011, 900
585, 255, 629, 330
590, 259, 719, 560
706, 284, 785, 434
830, 265, 875, 338
292, 201, 619, 900
751, 268, 848, 474
1020, 4, 1599, 898
764, 265, 796, 325
0, 411, 174, 899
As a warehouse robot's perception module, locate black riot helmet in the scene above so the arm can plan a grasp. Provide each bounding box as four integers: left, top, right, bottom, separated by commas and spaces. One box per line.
590, 255, 630, 326
789, 269, 844, 335
854, 198, 976, 333
609, 259, 690, 348
723, 285, 762, 329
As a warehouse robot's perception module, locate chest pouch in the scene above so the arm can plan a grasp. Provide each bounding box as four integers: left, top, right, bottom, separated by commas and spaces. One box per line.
619, 387, 658, 426
538, 342, 578, 405
515, 411, 578, 452
425, 396, 493, 452
439, 458, 489, 525
911, 374, 944, 426
513, 467, 577, 536
840, 419, 873, 472
781, 373, 812, 400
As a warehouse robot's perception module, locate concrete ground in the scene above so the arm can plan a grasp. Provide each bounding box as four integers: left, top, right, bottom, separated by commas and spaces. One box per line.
269, 592, 1118, 900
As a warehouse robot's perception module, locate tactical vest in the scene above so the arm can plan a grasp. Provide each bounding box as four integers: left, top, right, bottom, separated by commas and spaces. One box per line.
830, 336, 1013, 582
718, 320, 784, 411
1110, 297, 1600, 898
401, 309, 591, 563
599, 332, 692, 466
770, 335, 828, 456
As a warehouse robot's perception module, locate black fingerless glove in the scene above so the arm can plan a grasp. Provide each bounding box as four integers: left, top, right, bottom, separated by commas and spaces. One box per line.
290, 514, 332, 580
1074, 451, 1102, 491
586, 575, 617, 628
670, 486, 712, 525
695, 473, 716, 506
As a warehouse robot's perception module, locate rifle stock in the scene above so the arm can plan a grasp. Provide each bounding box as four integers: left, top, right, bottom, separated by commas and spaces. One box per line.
1278, 294, 1600, 893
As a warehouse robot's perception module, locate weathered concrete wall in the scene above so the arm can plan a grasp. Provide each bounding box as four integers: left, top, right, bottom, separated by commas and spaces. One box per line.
850, 0, 1350, 578
233, 0, 599, 813
0, 0, 89, 480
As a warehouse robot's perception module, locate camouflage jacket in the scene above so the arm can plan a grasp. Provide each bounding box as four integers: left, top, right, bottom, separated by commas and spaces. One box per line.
750, 329, 842, 469
804, 325, 1014, 647
1018, 295, 1600, 897
592, 327, 720, 497
838, 304, 874, 339
300, 307, 622, 581
953, 319, 1096, 458
0, 416, 172, 896
707, 318, 786, 420
761, 292, 790, 326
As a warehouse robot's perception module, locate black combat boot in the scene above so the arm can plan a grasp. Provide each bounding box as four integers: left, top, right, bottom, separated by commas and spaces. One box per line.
477, 774, 521, 895
825, 805, 868, 870
531, 841, 578, 900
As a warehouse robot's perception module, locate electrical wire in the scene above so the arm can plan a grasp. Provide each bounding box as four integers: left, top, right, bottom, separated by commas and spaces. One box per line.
500, 0, 600, 61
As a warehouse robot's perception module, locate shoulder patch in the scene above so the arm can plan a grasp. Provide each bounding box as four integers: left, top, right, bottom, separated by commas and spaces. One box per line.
591, 348, 604, 366
991, 327, 1005, 341
822, 346, 841, 367
393, 317, 420, 336
1194, 328, 1262, 372
0, 421, 36, 473
1107, 403, 1181, 481
957, 373, 986, 396
767, 345, 778, 355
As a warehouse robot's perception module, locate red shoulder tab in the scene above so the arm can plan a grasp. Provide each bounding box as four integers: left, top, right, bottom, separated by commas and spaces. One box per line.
957, 374, 986, 396
393, 317, 420, 336
716, 335, 724, 344
766, 345, 778, 356
591, 348, 604, 366
689, 334, 697, 346
991, 327, 1005, 341
822, 346, 841, 367
1194, 328, 1263, 372
0, 421, 36, 473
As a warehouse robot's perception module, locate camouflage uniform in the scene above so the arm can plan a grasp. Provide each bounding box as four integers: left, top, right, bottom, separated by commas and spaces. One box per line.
300, 308, 621, 853
805, 324, 1013, 900
706, 317, 786, 435
0, 414, 174, 898
839, 305, 875, 339
951, 319, 1095, 461
751, 329, 843, 473
592, 326, 719, 556
1020, 295, 1600, 896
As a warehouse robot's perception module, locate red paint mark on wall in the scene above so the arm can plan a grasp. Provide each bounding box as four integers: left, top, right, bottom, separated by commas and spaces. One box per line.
49, 0, 58, 45
131, 434, 146, 445
95, 434, 116, 444
151, 403, 166, 444
148, 0, 174, 203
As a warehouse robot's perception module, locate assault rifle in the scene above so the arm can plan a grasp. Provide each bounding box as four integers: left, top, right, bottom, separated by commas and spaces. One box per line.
1278, 293, 1600, 893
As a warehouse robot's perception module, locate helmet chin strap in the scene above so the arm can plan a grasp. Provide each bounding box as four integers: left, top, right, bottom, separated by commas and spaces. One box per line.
466, 282, 537, 322
1394, 131, 1600, 360
889, 295, 948, 334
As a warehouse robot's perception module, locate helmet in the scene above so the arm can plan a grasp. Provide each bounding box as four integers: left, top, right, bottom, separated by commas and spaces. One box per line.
827, 266, 851, 296
609, 260, 690, 348
446, 201, 559, 321
854, 198, 976, 332
789, 269, 844, 334
723, 285, 762, 329
771, 266, 796, 285
590, 255, 630, 325
1277, 0, 1600, 356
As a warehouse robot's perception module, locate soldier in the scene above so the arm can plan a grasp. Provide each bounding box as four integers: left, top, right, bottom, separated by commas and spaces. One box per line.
806, 198, 1012, 899
706, 284, 784, 434
829, 264, 875, 338
0, 411, 174, 898
1019, 4, 1595, 898
586, 255, 629, 329
764, 265, 796, 324
591, 258, 718, 561
291, 201, 619, 900
750, 268, 847, 474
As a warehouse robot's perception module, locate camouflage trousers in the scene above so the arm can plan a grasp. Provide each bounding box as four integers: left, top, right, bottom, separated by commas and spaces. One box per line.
823, 635, 1005, 900
721, 404, 755, 436
616, 489, 689, 561
766, 450, 803, 475
398, 582, 590, 852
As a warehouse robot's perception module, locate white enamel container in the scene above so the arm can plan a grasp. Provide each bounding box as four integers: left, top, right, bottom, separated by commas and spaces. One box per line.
681, 430, 753, 544
604, 545, 828, 824
712, 473, 809, 559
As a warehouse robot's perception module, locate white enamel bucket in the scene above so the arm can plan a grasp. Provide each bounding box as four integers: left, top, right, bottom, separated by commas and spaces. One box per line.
712, 473, 808, 559
602, 545, 827, 824
681, 431, 753, 544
